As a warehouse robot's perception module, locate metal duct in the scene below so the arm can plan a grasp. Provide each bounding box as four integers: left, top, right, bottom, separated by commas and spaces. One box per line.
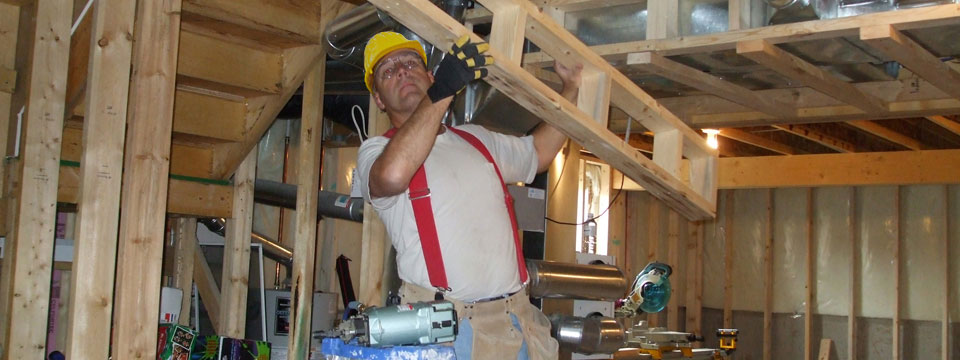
254, 179, 363, 222
325, 4, 396, 60
526, 260, 627, 301
197, 218, 294, 267
549, 314, 626, 354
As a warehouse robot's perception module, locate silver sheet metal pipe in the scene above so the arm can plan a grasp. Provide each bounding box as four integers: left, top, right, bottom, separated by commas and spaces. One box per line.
549, 314, 626, 354
254, 179, 363, 222
325, 3, 395, 60
197, 218, 294, 267
526, 260, 627, 301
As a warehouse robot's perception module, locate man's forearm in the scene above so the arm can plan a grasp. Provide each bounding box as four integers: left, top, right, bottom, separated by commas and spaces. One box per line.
532, 87, 577, 172
369, 96, 453, 197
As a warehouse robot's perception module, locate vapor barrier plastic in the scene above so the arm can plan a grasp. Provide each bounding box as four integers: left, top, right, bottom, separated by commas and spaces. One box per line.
901, 185, 947, 321
772, 188, 810, 314
813, 187, 853, 316
857, 186, 897, 319
701, 191, 727, 309
731, 189, 766, 312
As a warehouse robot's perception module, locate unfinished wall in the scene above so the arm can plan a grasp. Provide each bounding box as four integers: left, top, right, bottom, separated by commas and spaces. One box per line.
626, 185, 959, 359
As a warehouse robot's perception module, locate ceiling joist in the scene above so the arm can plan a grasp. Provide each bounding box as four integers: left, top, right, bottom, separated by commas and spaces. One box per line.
718, 128, 797, 155
737, 39, 888, 115
860, 25, 960, 100
926, 115, 960, 137
773, 124, 857, 153
845, 120, 924, 151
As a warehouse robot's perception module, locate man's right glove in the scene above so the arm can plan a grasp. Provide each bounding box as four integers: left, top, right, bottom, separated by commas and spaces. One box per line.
426, 35, 494, 103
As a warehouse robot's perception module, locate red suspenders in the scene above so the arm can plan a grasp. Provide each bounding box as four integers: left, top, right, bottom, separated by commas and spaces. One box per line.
382, 126, 528, 292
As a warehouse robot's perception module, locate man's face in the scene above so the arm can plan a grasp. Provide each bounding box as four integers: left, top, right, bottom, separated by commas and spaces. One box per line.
372, 49, 433, 119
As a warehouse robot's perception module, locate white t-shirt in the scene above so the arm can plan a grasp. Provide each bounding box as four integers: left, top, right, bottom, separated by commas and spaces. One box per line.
357, 124, 539, 302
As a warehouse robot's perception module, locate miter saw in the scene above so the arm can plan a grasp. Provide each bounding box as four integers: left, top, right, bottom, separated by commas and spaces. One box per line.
615, 262, 673, 318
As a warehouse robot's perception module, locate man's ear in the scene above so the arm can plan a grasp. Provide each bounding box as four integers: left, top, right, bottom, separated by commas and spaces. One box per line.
372, 91, 386, 110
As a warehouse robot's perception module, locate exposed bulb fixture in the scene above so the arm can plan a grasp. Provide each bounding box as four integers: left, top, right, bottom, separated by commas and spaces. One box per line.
702, 129, 720, 149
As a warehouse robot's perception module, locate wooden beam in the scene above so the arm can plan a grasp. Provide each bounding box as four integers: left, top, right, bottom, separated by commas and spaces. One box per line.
181, 0, 324, 45
845, 120, 924, 151
737, 40, 887, 114
818, 339, 833, 360
220, 147, 255, 337
178, 30, 283, 94
718, 128, 797, 155
193, 243, 221, 333
487, 4, 525, 65
533, 0, 641, 13
358, 98, 390, 306
645, 0, 678, 40
926, 115, 960, 137
772, 124, 856, 153
763, 189, 773, 360
804, 188, 814, 360
61, 126, 217, 179
860, 25, 960, 99
0, 0, 72, 357
727, 0, 750, 31
722, 190, 734, 329
942, 185, 950, 360
718, 149, 960, 188
646, 199, 660, 328
173, 218, 198, 326
666, 211, 680, 330
685, 221, 703, 337
65, 0, 136, 357
893, 187, 901, 360
288, 60, 324, 357
627, 52, 794, 118
0, 66, 13, 93
523, 3, 960, 64
370, 0, 718, 220
848, 187, 857, 360
111, 0, 181, 357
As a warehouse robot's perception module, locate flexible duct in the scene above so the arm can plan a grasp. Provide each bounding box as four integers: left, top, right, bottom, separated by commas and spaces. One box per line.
325, 4, 396, 60
254, 179, 363, 222
549, 314, 625, 354
526, 260, 627, 301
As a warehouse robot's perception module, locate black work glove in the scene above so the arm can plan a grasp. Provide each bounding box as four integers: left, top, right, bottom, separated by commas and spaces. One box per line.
427, 35, 494, 102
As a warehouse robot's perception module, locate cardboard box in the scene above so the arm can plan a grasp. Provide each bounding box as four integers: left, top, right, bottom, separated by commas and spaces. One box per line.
218, 337, 271, 360
157, 324, 196, 360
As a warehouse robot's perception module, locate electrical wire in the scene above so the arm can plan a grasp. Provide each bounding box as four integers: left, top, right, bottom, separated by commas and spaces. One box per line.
546, 173, 625, 226
351, 104, 368, 141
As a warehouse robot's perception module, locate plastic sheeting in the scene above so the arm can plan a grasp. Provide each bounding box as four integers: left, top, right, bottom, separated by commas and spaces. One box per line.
813, 186, 853, 316
857, 186, 899, 319
730, 189, 766, 312
772, 188, 809, 314
901, 185, 947, 321
702, 191, 727, 310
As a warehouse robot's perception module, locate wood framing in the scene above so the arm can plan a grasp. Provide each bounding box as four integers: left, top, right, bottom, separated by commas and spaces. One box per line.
220, 147, 256, 337
685, 221, 703, 337
927, 115, 960, 137
627, 52, 794, 118
722, 190, 734, 329
359, 99, 391, 306
845, 120, 924, 151
718, 128, 797, 155
111, 0, 182, 357
645, 0, 678, 40
194, 243, 222, 332
65, 0, 136, 357
173, 218, 199, 326
0, 0, 72, 357
893, 187, 901, 360
737, 39, 887, 115
666, 211, 680, 330
848, 187, 857, 360
0, 66, 13, 93
718, 149, 960, 188
804, 188, 814, 360
773, 124, 857, 153
943, 185, 950, 360
646, 199, 660, 327
288, 61, 325, 357
368, 0, 718, 220
860, 25, 960, 100
763, 189, 773, 360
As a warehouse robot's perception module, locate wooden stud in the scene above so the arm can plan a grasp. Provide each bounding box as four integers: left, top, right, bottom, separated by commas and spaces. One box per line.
173, 218, 198, 326
737, 40, 887, 115
111, 0, 181, 357
727, 0, 750, 31
627, 52, 794, 118
371, 0, 718, 220
942, 185, 949, 360
666, 211, 680, 330
926, 115, 960, 137
177, 31, 283, 94
848, 187, 857, 360
220, 147, 256, 337
845, 120, 924, 151
685, 221, 703, 337
287, 60, 325, 358
0, 66, 13, 93
646, 199, 660, 328
718, 149, 960, 189
193, 243, 221, 332
487, 4, 525, 65
0, 1, 17, 238
359, 98, 391, 307
818, 339, 833, 360
65, 0, 136, 357
893, 186, 901, 360
180, 0, 325, 45
578, 70, 611, 125
653, 129, 683, 179
763, 188, 774, 360
723, 190, 734, 329
718, 128, 797, 155
645, 0, 678, 40
772, 124, 857, 153
0, 0, 72, 357
860, 25, 960, 99
805, 188, 814, 360
533, 0, 640, 13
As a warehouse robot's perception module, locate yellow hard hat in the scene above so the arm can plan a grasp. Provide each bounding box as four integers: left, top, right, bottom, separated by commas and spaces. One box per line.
364, 31, 428, 92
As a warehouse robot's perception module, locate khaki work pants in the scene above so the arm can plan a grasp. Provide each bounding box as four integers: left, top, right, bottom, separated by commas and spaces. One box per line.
400, 282, 559, 360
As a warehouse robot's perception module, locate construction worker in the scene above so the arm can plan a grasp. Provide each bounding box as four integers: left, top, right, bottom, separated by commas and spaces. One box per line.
356, 31, 581, 359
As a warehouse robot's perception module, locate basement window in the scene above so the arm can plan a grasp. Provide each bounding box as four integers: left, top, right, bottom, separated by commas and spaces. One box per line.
576, 160, 610, 255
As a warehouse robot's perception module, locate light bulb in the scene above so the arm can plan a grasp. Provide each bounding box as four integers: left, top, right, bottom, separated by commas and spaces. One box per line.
702, 129, 720, 149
